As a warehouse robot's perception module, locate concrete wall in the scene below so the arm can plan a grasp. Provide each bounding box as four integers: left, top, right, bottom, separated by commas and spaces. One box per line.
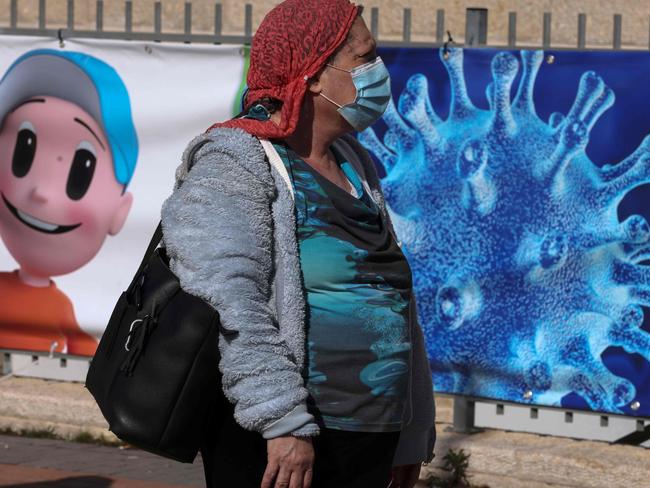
0, 0, 648, 49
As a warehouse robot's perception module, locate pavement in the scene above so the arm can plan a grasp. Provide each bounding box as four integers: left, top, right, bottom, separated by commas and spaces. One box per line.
0, 434, 204, 487
1, 375, 649, 488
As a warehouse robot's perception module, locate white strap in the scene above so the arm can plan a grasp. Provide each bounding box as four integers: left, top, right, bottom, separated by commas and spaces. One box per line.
259, 139, 295, 201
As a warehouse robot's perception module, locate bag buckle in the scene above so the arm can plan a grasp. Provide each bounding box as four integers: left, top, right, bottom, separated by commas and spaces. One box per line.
120, 314, 156, 377
125, 318, 144, 352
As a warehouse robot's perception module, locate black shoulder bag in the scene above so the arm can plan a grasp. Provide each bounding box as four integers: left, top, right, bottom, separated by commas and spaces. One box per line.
85, 222, 226, 463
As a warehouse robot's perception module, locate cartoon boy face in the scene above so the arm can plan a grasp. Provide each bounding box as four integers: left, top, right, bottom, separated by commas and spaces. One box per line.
0, 96, 133, 280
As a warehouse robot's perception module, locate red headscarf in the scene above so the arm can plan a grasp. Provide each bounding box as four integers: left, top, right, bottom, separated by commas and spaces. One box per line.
207, 0, 359, 139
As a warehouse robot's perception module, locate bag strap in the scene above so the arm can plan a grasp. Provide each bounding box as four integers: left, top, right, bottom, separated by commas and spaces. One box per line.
129, 138, 210, 290
127, 222, 163, 294
259, 139, 295, 201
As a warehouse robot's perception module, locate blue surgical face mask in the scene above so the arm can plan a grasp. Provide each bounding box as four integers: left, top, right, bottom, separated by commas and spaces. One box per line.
320, 56, 392, 132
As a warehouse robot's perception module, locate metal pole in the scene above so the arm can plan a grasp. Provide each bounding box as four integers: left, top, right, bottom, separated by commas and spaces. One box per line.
436, 9, 445, 44
577, 13, 587, 49
184, 2, 192, 36
403, 8, 411, 43
96, 0, 103, 32
38, 0, 46, 30
10, 0, 17, 29
465, 8, 488, 46
125, 1, 133, 34
543, 12, 551, 48
613, 14, 622, 50
508, 11, 517, 47
244, 3, 253, 40
214, 3, 222, 38
370, 7, 379, 39
67, 0, 74, 30
154, 2, 162, 35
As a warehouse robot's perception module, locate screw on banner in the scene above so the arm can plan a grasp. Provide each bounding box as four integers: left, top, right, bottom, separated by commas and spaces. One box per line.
443, 31, 455, 60
57, 28, 65, 48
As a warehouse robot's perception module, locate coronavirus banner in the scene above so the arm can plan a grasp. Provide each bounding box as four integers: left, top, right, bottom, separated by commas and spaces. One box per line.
0, 36, 244, 357
360, 47, 650, 418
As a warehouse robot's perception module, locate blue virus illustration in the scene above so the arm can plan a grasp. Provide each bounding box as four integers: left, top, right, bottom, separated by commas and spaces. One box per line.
359, 48, 650, 413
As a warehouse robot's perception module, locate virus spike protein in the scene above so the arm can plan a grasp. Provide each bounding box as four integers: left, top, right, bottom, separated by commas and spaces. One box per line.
361, 48, 650, 414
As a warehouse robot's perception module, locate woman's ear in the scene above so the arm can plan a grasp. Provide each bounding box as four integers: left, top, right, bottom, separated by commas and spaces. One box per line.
307, 73, 323, 95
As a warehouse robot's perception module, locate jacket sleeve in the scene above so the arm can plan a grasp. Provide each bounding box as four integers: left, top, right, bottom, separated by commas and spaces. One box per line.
160, 130, 319, 439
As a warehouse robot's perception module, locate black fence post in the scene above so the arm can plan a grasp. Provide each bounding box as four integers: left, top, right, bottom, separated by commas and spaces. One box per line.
38, 0, 46, 30
508, 11, 516, 47
184, 2, 192, 42
369, 7, 378, 39
67, 0, 74, 30
403, 8, 411, 43
465, 8, 488, 46
244, 4, 252, 41
543, 12, 551, 48
214, 3, 222, 38
125, 1, 132, 34
436, 9, 445, 44
96, 0, 103, 32
154, 2, 162, 37
613, 14, 622, 50
577, 13, 587, 49
10, 0, 17, 29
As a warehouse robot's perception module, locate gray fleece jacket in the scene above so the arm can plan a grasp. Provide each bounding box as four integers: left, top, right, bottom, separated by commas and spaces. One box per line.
160, 127, 436, 466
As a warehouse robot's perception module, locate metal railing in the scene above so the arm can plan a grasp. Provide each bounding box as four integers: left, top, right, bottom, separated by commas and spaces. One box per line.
0, 1, 649, 50
2, 0, 251, 44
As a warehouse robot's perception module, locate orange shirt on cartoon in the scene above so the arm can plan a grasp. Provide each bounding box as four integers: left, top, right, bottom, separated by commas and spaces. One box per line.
0, 270, 98, 356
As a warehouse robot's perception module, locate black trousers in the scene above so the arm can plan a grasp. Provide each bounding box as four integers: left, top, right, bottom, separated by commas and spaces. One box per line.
199, 396, 400, 488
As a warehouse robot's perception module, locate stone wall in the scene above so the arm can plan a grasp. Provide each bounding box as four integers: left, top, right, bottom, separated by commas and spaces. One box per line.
0, 0, 648, 49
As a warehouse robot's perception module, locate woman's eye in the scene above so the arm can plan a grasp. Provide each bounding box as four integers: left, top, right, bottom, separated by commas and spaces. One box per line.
66, 149, 96, 200
12, 128, 37, 178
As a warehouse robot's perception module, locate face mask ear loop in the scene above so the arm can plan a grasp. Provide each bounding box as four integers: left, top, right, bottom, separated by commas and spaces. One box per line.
325, 64, 351, 73
319, 91, 344, 109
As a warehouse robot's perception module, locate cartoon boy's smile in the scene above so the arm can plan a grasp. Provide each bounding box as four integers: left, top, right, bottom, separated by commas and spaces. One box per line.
0, 96, 134, 280
2, 193, 81, 234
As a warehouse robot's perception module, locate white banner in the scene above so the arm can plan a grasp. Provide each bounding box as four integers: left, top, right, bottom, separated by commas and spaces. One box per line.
0, 36, 244, 355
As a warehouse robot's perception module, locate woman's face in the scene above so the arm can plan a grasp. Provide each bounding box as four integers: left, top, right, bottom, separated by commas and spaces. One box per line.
312, 16, 378, 126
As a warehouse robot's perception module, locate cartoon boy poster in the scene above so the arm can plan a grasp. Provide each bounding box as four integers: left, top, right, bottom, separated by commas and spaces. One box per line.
0, 49, 138, 356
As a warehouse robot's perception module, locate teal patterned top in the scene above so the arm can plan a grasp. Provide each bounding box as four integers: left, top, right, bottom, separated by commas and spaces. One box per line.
272, 140, 412, 432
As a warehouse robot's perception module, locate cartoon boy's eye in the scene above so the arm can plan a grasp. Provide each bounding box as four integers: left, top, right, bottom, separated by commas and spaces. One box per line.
66, 141, 97, 201
12, 121, 37, 178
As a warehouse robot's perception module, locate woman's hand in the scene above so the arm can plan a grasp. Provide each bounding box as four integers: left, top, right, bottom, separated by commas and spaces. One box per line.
390, 463, 421, 488
262, 435, 315, 488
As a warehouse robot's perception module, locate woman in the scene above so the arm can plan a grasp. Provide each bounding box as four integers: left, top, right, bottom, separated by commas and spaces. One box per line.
160, 1, 436, 487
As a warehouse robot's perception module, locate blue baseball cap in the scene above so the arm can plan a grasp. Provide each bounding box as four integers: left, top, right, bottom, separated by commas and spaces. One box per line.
0, 49, 138, 187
